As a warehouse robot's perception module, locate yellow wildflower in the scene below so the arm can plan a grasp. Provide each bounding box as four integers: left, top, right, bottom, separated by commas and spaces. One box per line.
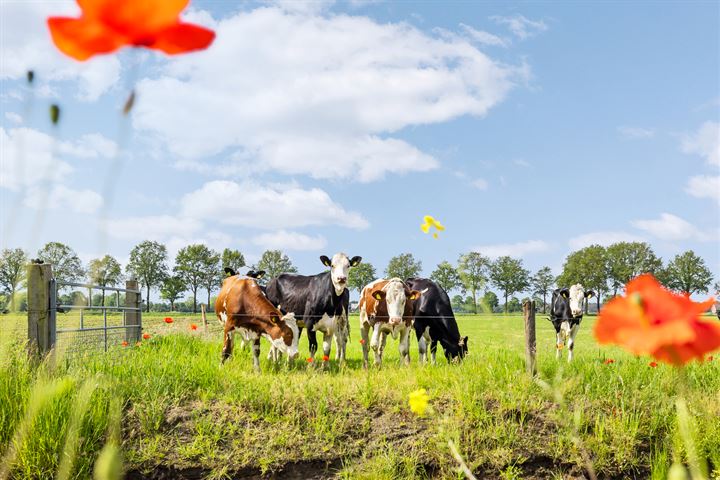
420, 215, 445, 238
408, 388, 430, 417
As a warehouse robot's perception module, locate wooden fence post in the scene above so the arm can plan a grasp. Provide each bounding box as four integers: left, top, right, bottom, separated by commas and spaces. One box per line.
124, 280, 141, 343
201, 303, 208, 334
27, 262, 54, 356
523, 299, 537, 376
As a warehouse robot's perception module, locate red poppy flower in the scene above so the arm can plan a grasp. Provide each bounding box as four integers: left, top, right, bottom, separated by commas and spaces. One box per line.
603, 359, 615, 365
708, 356, 714, 362
649, 361, 658, 368
164, 317, 173, 324
359, 339, 366, 345
594, 274, 719, 366
306, 357, 314, 363
322, 355, 329, 362
121, 341, 129, 347
47, 0, 215, 61
142, 333, 151, 340
190, 323, 198, 331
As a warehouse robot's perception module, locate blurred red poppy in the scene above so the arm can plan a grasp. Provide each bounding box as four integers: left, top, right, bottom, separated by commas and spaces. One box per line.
164, 317, 173, 324
47, 0, 215, 61
190, 323, 198, 331
595, 274, 719, 365
603, 359, 615, 365
708, 356, 714, 362
322, 355, 329, 362
306, 357, 314, 363
142, 333, 151, 340
649, 361, 658, 368
121, 341, 129, 347
359, 339, 366, 345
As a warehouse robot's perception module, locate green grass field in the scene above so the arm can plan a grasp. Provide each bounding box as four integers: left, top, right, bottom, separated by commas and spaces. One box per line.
1, 312, 719, 479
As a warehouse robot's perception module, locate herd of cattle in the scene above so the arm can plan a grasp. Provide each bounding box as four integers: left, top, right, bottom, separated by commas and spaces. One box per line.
214, 252, 594, 371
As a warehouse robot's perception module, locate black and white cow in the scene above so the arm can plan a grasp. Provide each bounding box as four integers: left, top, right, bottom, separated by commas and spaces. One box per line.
548, 284, 594, 361
405, 277, 468, 363
265, 253, 362, 362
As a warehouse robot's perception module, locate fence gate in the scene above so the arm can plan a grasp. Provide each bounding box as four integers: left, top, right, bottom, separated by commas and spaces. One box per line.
27, 262, 142, 357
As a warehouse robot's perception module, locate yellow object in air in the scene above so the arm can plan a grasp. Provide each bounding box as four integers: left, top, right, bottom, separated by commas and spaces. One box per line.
421, 215, 445, 238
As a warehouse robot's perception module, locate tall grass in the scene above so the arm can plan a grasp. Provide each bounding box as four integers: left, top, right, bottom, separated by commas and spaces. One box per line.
0, 314, 718, 478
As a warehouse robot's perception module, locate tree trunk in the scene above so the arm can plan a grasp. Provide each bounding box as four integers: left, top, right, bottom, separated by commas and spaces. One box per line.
504, 292, 508, 314
207, 288, 211, 309
597, 294, 601, 313
542, 292, 547, 314
146, 285, 151, 312
472, 289, 477, 314
101, 289, 106, 307
170, 300, 175, 312
9, 287, 15, 311
193, 287, 198, 313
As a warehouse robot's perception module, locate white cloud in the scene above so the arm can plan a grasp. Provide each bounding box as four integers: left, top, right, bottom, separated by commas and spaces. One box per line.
471, 178, 489, 190
104, 215, 204, 241
252, 230, 327, 251
681, 121, 720, 166
632, 213, 710, 242
568, 231, 645, 250
0, 128, 117, 190
24, 185, 103, 214
4, 112, 22, 124
180, 180, 369, 230
685, 175, 720, 203
490, 15, 547, 40
513, 158, 531, 167
617, 126, 655, 139
472, 239, 549, 259
133, 7, 526, 181
0, 1, 120, 101
459, 24, 509, 47
263, 0, 335, 14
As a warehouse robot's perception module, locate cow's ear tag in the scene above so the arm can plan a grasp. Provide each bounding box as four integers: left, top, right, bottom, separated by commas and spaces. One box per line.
562, 292, 568, 298
373, 292, 383, 301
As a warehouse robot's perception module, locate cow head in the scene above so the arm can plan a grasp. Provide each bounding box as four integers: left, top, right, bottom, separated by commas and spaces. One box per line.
223, 267, 237, 277
447, 335, 469, 362
371, 278, 422, 326
320, 253, 362, 296
568, 284, 594, 317
246, 270, 265, 279
278, 312, 299, 360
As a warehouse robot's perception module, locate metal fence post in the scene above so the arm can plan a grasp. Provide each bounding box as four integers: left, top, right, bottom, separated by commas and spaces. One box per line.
124, 280, 141, 343
523, 300, 537, 376
27, 262, 54, 356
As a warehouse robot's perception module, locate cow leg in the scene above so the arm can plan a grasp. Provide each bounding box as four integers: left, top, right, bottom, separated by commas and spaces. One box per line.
306, 319, 318, 360
399, 328, 411, 366
567, 325, 579, 362
252, 338, 261, 372
430, 340, 438, 365
371, 323, 383, 366
418, 334, 427, 364
556, 332, 563, 359
335, 318, 348, 363
361, 323, 371, 369
376, 331, 388, 366
221, 326, 234, 364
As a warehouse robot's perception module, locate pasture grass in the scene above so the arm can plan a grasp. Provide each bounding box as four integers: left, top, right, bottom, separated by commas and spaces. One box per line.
0, 312, 719, 479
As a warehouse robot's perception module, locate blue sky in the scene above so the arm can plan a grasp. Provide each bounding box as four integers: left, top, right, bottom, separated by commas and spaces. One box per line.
1, 0, 718, 300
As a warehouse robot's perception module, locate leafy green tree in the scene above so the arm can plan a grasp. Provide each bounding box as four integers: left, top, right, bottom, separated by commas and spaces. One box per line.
255, 250, 298, 285
606, 242, 662, 296
662, 251, 713, 295
202, 249, 221, 307
451, 294, 465, 313
480, 290, 499, 313
87, 255, 123, 305
430, 261, 461, 293
0, 248, 28, 311
530, 266, 555, 314
714, 281, 720, 296
221, 248, 245, 273
457, 252, 489, 314
489, 256, 530, 314
557, 245, 609, 312
507, 297, 522, 313
385, 253, 422, 280
348, 262, 377, 294
127, 241, 169, 312
37, 242, 84, 284
174, 244, 219, 313
160, 276, 186, 311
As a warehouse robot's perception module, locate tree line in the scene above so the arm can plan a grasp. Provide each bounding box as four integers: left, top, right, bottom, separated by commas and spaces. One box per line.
0, 240, 716, 314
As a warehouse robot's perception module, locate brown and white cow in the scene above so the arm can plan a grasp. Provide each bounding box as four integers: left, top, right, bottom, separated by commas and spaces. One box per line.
358, 278, 422, 367
216, 275, 299, 371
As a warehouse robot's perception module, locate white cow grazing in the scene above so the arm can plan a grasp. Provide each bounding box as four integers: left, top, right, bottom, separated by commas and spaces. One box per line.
358, 278, 422, 367
548, 283, 594, 362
